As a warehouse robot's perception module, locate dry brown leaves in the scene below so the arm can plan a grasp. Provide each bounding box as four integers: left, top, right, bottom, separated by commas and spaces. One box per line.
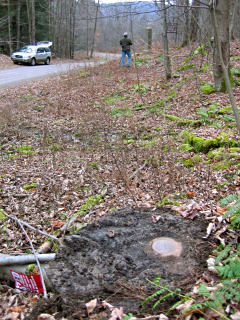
0, 40, 240, 318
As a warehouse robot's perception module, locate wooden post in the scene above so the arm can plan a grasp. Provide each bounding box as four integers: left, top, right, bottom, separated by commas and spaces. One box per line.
146, 27, 152, 53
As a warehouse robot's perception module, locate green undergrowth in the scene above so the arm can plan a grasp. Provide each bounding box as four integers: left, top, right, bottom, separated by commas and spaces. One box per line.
201, 82, 216, 94
164, 114, 202, 127
180, 131, 238, 153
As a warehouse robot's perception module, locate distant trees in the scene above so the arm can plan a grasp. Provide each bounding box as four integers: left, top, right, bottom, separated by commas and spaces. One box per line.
0, 0, 240, 60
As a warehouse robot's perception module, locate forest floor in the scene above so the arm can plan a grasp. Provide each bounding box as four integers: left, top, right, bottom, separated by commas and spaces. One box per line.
1, 41, 240, 320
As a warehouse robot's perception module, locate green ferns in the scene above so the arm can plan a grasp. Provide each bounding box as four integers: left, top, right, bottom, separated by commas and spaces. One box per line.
220, 193, 240, 227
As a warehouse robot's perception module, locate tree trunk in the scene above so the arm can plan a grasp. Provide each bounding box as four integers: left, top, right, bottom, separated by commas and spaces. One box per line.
210, 0, 230, 92
181, 0, 190, 47
161, 0, 171, 79
16, 0, 21, 50
90, 0, 100, 59
189, 0, 199, 42
86, 0, 89, 58
26, 0, 32, 43
229, 0, 238, 40
31, 0, 35, 44
211, 2, 240, 134
8, 0, 12, 53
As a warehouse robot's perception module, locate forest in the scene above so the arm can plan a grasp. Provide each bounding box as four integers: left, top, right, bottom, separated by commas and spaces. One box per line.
1, 0, 240, 320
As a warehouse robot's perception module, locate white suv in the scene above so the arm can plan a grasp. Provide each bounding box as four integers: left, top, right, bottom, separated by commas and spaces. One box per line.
11, 41, 52, 66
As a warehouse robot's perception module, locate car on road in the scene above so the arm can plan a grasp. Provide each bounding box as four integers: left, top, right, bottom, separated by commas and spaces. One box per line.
11, 41, 52, 66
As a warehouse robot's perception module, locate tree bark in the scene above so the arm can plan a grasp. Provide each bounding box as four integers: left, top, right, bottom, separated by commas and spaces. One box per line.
31, 0, 35, 44
181, 0, 190, 47
90, 0, 100, 59
211, 2, 240, 133
210, 0, 230, 92
8, 0, 12, 53
161, 0, 171, 79
229, 0, 238, 40
16, 0, 21, 49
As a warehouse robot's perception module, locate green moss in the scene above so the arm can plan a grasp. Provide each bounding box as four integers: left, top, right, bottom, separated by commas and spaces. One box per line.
16, 145, 33, 153
153, 101, 165, 108
87, 161, 100, 170
218, 106, 232, 115
177, 64, 195, 72
192, 155, 202, 162
182, 155, 201, 167
179, 144, 193, 152
187, 135, 221, 153
229, 147, 240, 152
25, 264, 36, 274
201, 83, 215, 94
231, 68, 240, 76
229, 153, 240, 159
208, 150, 225, 161
164, 114, 201, 127
23, 183, 37, 190
212, 161, 231, 171
183, 158, 194, 167
156, 194, 180, 206
111, 107, 132, 117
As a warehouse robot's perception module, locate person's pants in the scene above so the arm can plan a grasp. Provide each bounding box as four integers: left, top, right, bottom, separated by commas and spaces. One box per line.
121, 51, 131, 66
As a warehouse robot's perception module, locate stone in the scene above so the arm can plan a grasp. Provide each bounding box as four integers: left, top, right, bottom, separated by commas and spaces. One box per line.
47, 208, 213, 313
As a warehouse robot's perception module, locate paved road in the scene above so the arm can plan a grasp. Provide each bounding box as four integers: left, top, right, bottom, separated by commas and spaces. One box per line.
0, 53, 120, 89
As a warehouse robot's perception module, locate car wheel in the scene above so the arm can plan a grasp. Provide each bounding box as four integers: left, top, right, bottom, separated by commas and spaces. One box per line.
30, 58, 36, 66
13, 61, 18, 65
45, 57, 50, 65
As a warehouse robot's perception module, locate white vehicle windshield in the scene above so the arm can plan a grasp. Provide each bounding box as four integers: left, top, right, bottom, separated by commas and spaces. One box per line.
19, 46, 33, 53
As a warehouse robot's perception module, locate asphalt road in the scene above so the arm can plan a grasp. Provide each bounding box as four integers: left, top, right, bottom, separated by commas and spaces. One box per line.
0, 53, 120, 89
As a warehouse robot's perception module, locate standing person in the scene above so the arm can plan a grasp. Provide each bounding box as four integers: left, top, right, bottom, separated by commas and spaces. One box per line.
120, 32, 133, 67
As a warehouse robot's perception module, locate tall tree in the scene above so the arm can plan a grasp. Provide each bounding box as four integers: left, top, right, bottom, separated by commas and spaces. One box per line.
8, 0, 12, 52
155, 0, 171, 79
210, 0, 230, 92
90, 0, 100, 58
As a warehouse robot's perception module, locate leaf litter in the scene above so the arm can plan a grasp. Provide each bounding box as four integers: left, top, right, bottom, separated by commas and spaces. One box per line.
0, 41, 240, 319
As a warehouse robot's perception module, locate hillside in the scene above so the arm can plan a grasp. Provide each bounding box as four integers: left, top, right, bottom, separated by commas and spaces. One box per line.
1, 42, 240, 319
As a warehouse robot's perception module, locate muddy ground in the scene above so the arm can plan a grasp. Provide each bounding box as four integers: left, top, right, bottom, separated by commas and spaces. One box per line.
24, 208, 215, 319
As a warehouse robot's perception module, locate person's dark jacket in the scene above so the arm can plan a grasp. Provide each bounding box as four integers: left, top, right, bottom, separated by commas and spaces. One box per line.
120, 37, 132, 52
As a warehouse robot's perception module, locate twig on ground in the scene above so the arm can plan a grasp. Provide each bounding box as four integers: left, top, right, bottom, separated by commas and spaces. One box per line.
127, 160, 148, 181
3, 211, 59, 242
12, 216, 48, 299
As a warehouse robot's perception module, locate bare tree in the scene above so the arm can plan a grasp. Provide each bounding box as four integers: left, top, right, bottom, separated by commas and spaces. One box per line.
229, 0, 238, 40
155, 0, 171, 79
90, 0, 100, 58
210, 0, 230, 92
211, 0, 240, 133
8, 0, 12, 53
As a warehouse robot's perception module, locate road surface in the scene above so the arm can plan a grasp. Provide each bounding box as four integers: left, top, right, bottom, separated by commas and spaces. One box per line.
0, 53, 120, 89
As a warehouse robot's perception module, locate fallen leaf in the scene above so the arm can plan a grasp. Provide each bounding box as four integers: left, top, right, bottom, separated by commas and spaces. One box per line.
85, 298, 98, 315
37, 314, 55, 320
203, 222, 215, 239
9, 305, 26, 313
108, 307, 124, 320
231, 312, 240, 320
52, 221, 65, 229
4, 312, 19, 320
187, 191, 196, 198
217, 207, 227, 215
106, 230, 115, 238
